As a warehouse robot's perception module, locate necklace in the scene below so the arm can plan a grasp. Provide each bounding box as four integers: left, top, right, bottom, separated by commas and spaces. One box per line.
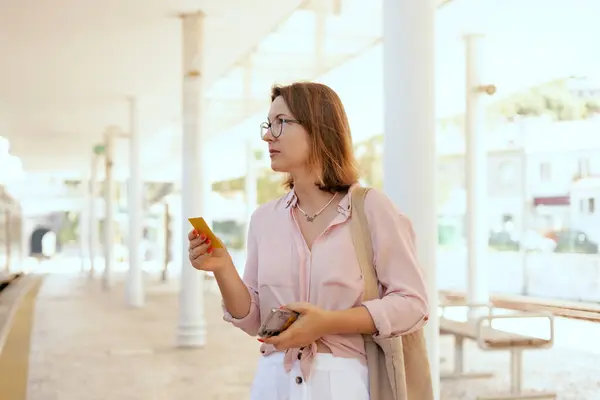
296, 193, 338, 222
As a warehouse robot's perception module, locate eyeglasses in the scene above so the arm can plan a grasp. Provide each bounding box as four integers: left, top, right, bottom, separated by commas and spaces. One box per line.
260, 118, 301, 139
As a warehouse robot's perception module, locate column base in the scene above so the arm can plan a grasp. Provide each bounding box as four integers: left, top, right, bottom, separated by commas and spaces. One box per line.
126, 270, 144, 308
102, 273, 111, 290
176, 322, 207, 348
125, 288, 144, 308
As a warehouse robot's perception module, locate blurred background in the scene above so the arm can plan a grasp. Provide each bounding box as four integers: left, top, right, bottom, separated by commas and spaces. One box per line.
2, 0, 600, 302
2, 0, 600, 398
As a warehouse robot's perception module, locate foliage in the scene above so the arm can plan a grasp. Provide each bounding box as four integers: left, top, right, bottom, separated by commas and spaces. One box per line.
212, 134, 457, 208
212, 78, 600, 208
212, 177, 244, 193
57, 211, 78, 244
256, 170, 287, 204
490, 78, 600, 121
211, 170, 287, 205
354, 135, 383, 189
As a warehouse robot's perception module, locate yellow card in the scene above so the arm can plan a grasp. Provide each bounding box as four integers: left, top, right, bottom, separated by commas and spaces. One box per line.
187, 217, 224, 248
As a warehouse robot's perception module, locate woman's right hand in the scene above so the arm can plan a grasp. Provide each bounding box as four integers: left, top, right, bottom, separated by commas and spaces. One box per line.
187, 230, 233, 273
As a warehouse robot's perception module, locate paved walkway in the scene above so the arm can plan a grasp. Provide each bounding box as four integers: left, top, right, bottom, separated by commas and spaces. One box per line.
27, 273, 260, 400
25, 273, 600, 400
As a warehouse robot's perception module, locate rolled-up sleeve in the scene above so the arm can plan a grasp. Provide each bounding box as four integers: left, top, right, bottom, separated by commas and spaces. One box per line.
222, 213, 261, 336
360, 189, 429, 338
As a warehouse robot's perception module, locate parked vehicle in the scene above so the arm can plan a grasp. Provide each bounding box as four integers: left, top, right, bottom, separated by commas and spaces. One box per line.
544, 229, 599, 254
488, 230, 520, 251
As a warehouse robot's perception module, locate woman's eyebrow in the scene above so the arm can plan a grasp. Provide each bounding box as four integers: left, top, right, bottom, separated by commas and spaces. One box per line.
267, 113, 287, 121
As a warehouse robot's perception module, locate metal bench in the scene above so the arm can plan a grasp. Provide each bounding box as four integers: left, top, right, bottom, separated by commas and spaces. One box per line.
440, 303, 556, 400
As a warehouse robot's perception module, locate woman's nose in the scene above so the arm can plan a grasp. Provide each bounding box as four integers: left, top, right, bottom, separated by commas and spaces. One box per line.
262, 130, 274, 142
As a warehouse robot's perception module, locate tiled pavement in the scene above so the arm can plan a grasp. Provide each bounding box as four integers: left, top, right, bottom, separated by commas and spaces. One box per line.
25, 273, 600, 400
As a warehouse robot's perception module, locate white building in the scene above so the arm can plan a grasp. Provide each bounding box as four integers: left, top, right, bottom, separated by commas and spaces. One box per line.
570, 177, 600, 242
438, 117, 600, 235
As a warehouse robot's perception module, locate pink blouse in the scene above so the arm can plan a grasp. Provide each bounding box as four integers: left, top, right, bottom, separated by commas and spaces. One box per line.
223, 185, 429, 379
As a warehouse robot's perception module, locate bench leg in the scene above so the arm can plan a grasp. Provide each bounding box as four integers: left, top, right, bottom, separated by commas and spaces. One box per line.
442, 335, 494, 380
510, 348, 523, 393
476, 349, 556, 400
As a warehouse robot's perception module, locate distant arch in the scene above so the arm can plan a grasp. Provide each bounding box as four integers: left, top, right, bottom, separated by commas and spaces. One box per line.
30, 226, 56, 257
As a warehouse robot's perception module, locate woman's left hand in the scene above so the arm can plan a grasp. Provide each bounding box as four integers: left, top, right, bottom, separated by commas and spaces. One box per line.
262, 302, 332, 351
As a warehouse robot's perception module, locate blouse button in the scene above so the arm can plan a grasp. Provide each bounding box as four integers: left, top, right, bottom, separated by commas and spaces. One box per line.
295, 376, 303, 384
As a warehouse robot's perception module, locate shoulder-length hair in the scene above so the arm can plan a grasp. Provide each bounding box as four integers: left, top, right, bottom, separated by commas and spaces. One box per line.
271, 82, 359, 193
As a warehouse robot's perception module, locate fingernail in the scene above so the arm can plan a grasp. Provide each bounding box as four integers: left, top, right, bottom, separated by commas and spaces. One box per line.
207, 248, 213, 254
206, 239, 211, 245
193, 230, 198, 236
200, 234, 206, 240
257, 339, 264, 343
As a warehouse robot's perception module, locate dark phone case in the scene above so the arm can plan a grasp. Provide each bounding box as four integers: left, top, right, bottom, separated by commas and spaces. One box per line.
258, 309, 300, 338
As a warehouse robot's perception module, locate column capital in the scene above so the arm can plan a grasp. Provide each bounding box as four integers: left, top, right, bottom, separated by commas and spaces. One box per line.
178, 10, 206, 19
463, 32, 486, 40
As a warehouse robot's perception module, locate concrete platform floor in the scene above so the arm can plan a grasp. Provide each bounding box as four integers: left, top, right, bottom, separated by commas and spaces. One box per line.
22, 272, 600, 400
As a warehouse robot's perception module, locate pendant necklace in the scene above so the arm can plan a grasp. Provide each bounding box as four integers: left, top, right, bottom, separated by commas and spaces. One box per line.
296, 193, 338, 222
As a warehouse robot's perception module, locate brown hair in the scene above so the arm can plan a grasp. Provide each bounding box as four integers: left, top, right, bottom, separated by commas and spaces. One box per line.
271, 82, 359, 193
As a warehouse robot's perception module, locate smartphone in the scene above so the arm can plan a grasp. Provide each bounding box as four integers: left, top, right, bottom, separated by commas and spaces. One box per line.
188, 217, 223, 249
258, 308, 300, 338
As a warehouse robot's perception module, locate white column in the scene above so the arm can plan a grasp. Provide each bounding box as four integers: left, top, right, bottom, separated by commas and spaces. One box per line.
159, 202, 169, 282
126, 97, 144, 307
244, 141, 258, 247
20, 217, 33, 273
89, 155, 99, 278
79, 179, 90, 272
177, 11, 207, 347
169, 196, 182, 278
242, 63, 257, 232
18, 206, 25, 269
3, 209, 10, 273
464, 34, 489, 316
103, 131, 115, 290
382, 0, 439, 398
314, 5, 326, 70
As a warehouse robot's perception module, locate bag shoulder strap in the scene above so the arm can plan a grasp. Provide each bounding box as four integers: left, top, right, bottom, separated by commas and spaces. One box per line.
349, 187, 380, 302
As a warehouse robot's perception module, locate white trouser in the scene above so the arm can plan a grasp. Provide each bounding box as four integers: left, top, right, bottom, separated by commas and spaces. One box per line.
250, 352, 369, 400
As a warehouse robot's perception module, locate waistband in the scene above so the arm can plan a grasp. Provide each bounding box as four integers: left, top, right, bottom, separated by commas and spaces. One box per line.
261, 351, 366, 371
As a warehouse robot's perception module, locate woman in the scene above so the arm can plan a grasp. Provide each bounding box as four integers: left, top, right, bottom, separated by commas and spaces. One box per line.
187, 82, 429, 400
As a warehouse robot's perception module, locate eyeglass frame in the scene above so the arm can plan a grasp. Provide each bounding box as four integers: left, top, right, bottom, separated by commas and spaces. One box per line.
260, 118, 301, 139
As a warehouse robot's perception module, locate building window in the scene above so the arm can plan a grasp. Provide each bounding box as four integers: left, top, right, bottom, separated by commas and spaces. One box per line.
589, 198, 596, 214
578, 158, 591, 178
502, 214, 515, 231
498, 162, 517, 184
539, 162, 552, 181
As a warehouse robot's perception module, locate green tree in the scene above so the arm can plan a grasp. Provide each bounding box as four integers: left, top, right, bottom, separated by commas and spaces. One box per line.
585, 98, 600, 117
211, 170, 286, 205
354, 135, 383, 189
490, 78, 599, 121
257, 171, 287, 204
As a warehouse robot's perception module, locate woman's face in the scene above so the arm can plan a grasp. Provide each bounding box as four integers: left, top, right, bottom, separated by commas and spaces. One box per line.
262, 96, 310, 174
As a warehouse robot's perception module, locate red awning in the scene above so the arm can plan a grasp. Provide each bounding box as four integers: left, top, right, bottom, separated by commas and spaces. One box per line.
533, 195, 570, 206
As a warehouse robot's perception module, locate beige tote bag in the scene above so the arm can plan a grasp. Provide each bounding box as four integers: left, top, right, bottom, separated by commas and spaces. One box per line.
349, 187, 434, 400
